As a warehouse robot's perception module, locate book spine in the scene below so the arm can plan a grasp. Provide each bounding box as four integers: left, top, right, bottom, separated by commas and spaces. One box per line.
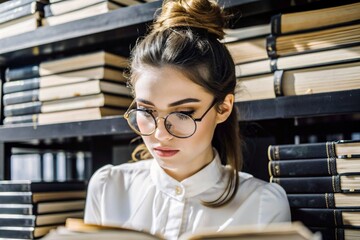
0, 195, 32, 204
5, 64, 40, 81
0, 0, 35, 14
0, 215, 35, 227
3, 78, 40, 94
4, 101, 42, 117
4, 114, 37, 125
269, 158, 337, 177
287, 193, 335, 208
291, 208, 350, 228
268, 142, 336, 160
3, 89, 40, 106
270, 13, 281, 35
0, 2, 41, 25
0, 228, 34, 239
271, 176, 341, 193
266, 35, 277, 58
0, 181, 86, 192
0, 205, 33, 215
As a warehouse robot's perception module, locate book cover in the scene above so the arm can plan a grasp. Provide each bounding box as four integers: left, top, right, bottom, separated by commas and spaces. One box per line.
271, 2, 360, 35
291, 208, 360, 228
268, 140, 360, 160
271, 174, 360, 193
268, 157, 360, 177
287, 193, 360, 208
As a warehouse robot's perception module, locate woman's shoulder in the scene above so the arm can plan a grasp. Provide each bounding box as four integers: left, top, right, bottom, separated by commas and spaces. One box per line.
238, 171, 288, 200
88, 160, 154, 188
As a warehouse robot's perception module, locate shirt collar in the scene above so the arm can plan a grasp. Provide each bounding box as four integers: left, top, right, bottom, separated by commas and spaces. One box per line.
150, 149, 224, 200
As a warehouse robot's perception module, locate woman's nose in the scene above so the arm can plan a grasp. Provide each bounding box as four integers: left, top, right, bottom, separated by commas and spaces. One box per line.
154, 118, 173, 141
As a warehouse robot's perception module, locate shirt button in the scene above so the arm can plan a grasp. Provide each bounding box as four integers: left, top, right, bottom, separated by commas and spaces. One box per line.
175, 186, 182, 195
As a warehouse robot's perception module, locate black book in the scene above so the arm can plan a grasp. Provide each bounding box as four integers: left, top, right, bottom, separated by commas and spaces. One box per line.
287, 193, 360, 208
291, 208, 360, 228
271, 174, 360, 193
0, 191, 86, 204
0, 199, 85, 215
3, 80, 131, 105
0, 1, 44, 25
309, 227, 360, 240
5, 51, 128, 81
4, 93, 132, 117
0, 210, 83, 227
3, 67, 126, 94
268, 140, 360, 160
0, 225, 58, 239
268, 156, 360, 177
0, 0, 47, 14
0, 180, 86, 192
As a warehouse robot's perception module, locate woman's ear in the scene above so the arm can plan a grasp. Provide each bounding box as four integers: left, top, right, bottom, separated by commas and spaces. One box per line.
216, 94, 234, 124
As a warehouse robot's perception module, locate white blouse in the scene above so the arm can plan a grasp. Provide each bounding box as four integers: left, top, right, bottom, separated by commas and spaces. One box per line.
84, 151, 291, 240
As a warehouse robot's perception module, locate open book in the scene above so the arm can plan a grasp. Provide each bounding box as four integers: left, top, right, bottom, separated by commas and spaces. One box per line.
40, 218, 321, 240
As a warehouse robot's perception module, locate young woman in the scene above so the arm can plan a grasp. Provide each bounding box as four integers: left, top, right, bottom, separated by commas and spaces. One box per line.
84, 0, 291, 239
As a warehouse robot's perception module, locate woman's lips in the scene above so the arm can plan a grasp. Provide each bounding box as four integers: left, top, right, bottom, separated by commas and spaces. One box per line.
153, 147, 179, 157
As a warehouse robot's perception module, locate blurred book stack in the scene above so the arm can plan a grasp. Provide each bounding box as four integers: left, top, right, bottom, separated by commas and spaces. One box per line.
2, 51, 133, 125
0, 180, 86, 239
227, 2, 360, 103
268, 140, 360, 240
0, 0, 48, 39
42, 0, 143, 26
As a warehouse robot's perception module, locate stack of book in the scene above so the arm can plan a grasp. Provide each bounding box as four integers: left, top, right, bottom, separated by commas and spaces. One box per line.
2, 50, 133, 125
268, 140, 360, 240
0, 0, 47, 40
229, 2, 360, 102
42, 0, 142, 26
0, 180, 86, 239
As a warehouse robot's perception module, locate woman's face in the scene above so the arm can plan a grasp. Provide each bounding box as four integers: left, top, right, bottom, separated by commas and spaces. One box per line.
133, 65, 219, 181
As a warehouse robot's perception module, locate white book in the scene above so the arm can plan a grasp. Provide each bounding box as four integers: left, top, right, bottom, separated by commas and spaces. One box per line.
0, 14, 39, 40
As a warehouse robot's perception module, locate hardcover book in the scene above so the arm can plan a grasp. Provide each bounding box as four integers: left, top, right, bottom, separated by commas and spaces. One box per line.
3, 67, 127, 94
268, 140, 360, 160
287, 193, 360, 209
0, 13, 40, 40
226, 37, 268, 64
3, 107, 125, 125
0, 225, 59, 239
5, 51, 128, 81
222, 24, 270, 43
4, 93, 132, 117
3, 80, 131, 106
0, 191, 86, 204
309, 227, 360, 240
0, 180, 86, 192
271, 2, 360, 35
268, 157, 360, 177
0, 199, 85, 215
267, 23, 360, 58
0, 0, 47, 14
291, 208, 360, 228
271, 174, 360, 193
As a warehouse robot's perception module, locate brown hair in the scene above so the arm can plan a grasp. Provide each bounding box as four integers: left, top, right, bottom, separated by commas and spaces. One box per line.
128, 0, 242, 207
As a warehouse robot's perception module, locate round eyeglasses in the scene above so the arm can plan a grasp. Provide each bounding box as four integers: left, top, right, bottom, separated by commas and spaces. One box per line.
124, 99, 216, 138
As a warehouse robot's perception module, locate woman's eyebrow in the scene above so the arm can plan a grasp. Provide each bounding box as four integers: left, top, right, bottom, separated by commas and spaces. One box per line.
135, 98, 200, 107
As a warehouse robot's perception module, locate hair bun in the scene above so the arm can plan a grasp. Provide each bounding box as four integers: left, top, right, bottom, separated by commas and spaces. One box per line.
153, 0, 225, 39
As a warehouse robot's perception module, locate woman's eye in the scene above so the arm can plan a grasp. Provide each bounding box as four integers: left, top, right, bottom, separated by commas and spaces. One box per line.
179, 110, 195, 116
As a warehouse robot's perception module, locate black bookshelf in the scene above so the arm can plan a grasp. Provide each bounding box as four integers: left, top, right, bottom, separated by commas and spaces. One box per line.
237, 89, 360, 121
